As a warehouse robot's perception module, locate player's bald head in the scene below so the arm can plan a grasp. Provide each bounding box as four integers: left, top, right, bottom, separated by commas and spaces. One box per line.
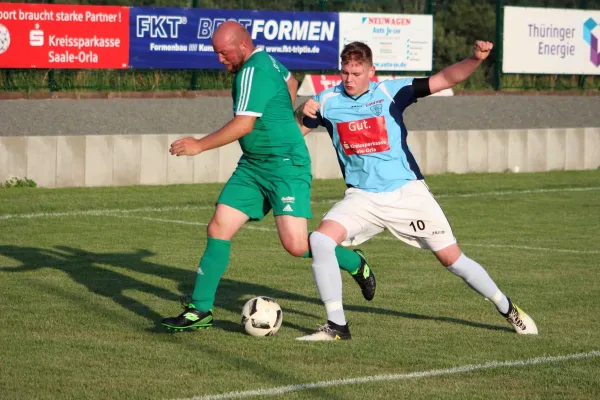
213, 21, 252, 48
212, 21, 255, 73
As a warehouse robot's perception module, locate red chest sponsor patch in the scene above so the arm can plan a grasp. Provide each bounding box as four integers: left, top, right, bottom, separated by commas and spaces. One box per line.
336, 116, 390, 155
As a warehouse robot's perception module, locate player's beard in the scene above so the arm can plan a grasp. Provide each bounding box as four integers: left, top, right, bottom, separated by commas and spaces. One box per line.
229, 49, 246, 73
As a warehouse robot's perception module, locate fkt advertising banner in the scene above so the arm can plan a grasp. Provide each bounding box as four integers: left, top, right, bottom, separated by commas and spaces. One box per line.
129, 7, 339, 70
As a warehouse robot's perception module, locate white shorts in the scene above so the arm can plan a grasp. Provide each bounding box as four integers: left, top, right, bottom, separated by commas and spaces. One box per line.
323, 180, 457, 252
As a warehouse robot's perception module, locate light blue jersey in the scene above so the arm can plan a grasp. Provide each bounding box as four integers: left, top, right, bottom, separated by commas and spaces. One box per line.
307, 79, 424, 193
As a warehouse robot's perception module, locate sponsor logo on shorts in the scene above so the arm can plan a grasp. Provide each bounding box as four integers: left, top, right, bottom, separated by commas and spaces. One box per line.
281, 196, 295, 203
432, 230, 445, 235
282, 204, 294, 212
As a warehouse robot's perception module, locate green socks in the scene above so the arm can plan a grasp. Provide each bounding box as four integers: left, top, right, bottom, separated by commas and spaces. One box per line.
334, 246, 361, 273
191, 237, 231, 311
190, 234, 362, 311
301, 243, 361, 274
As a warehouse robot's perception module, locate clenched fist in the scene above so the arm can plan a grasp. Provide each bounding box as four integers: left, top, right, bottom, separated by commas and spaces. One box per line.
473, 40, 493, 61
303, 99, 321, 119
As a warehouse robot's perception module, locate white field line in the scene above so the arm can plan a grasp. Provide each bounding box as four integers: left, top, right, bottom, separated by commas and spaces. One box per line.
459, 243, 600, 254
1, 186, 599, 221
434, 186, 600, 198
0, 205, 201, 220
2, 186, 598, 255
116, 215, 599, 255
118, 215, 274, 232
175, 350, 600, 400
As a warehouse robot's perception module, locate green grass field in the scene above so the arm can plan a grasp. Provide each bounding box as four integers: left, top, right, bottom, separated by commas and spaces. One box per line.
1, 171, 599, 400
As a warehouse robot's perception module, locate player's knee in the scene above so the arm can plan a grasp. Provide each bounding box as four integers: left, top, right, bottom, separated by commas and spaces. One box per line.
206, 222, 220, 238
435, 244, 462, 267
440, 255, 459, 267
207, 218, 230, 240
282, 237, 309, 258
309, 231, 338, 254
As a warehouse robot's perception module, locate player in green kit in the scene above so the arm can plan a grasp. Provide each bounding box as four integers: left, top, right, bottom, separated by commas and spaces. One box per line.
161, 21, 375, 331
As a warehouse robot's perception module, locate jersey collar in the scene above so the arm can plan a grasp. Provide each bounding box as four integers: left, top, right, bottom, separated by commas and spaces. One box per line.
246, 48, 264, 62
336, 81, 377, 101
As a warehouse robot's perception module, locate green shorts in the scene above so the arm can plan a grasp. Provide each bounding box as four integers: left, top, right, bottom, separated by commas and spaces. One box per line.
217, 161, 312, 221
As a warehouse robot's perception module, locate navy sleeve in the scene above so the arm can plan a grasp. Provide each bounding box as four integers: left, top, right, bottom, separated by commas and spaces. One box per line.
302, 115, 322, 129
412, 77, 431, 99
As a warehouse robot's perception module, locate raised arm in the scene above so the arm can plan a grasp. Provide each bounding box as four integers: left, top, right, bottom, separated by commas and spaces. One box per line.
428, 41, 493, 95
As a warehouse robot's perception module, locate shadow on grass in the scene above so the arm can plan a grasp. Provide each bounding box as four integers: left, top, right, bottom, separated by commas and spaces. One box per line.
0, 244, 511, 335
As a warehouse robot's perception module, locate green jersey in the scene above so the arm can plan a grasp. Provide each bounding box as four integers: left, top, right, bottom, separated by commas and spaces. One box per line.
232, 49, 310, 166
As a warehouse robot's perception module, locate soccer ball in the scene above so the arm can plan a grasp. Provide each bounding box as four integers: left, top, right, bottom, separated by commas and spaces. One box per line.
241, 296, 283, 337
0, 24, 10, 54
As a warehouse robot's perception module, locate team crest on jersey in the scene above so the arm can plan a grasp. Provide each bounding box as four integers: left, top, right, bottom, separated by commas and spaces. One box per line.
370, 104, 383, 116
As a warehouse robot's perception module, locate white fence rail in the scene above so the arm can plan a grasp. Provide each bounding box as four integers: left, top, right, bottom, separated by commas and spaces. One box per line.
1, 128, 599, 188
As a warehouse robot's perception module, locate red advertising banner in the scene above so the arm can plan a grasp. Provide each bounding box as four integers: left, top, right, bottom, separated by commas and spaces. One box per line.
0, 3, 129, 68
297, 74, 455, 96
311, 74, 378, 93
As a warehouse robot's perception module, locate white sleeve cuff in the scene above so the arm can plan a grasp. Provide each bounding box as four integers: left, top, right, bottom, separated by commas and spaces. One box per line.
236, 111, 263, 117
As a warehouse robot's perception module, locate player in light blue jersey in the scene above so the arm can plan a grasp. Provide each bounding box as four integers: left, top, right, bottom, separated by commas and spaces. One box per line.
295, 41, 538, 340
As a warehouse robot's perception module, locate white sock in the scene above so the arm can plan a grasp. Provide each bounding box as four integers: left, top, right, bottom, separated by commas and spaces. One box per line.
309, 232, 346, 325
447, 253, 510, 314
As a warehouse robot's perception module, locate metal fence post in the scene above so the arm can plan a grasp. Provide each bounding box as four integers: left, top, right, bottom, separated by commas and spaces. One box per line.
48, 0, 56, 92
48, 70, 57, 92
493, 0, 503, 91
190, 0, 200, 90
425, 0, 434, 15
319, 0, 326, 12
579, 0, 589, 90
427, 0, 435, 76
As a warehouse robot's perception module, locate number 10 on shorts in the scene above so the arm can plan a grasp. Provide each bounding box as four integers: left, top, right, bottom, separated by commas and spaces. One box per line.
409, 220, 426, 232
